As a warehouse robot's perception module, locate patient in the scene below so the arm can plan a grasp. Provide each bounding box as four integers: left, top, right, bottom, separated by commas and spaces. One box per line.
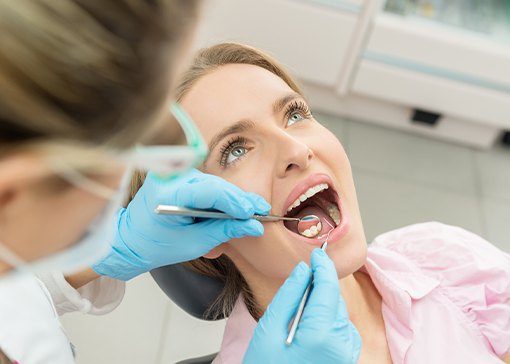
133, 44, 510, 363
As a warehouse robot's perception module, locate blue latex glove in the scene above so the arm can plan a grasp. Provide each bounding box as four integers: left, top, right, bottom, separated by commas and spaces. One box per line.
92, 169, 271, 281
244, 249, 361, 364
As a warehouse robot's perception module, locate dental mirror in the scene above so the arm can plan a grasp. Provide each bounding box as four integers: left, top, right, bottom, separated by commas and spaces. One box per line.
297, 215, 322, 238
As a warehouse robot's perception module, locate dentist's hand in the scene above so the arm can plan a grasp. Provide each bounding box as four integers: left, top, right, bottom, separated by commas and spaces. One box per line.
244, 249, 361, 364
92, 169, 270, 281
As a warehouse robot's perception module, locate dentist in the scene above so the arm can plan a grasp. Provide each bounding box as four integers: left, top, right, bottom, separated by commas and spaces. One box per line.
0, 1, 361, 363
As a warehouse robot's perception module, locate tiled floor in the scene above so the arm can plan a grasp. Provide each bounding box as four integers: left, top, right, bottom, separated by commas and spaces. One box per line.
61, 113, 510, 363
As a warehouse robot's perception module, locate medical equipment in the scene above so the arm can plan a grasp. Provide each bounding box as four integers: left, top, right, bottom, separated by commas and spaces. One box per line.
125, 103, 208, 180
286, 228, 332, 345
154, 206, 328, 239
155, 205, 300, 222
42, 103, 207, 184
297, 215, 322, 238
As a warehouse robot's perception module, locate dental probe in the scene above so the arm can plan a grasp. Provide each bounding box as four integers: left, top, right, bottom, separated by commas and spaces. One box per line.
285, 229, 331, 346
155, 205, 300, 222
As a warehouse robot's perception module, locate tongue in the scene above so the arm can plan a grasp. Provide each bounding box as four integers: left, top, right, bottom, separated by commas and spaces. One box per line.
291, 205, 335, 237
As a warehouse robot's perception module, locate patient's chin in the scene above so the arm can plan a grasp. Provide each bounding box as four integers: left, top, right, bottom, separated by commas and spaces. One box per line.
328, 239, 368, 278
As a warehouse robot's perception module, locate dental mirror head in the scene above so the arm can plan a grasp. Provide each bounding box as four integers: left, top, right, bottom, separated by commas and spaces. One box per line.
297, 215, 322, 238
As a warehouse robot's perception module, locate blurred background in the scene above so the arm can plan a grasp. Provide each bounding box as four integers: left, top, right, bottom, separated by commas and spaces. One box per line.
61, 0, 510, 362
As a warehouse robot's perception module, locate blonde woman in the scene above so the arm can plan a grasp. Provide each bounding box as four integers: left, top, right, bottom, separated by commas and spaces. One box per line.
0, 2, 359, 363
128, 43, 510, 363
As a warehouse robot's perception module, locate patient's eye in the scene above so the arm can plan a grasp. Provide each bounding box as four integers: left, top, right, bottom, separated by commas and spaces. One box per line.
219, 136, 249, 167
285, 100, 313, 127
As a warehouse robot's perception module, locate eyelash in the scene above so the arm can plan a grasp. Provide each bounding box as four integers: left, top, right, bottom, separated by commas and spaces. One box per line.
218, 136, 249, 167
217, 101, 312, 168
284, 100, 313, 123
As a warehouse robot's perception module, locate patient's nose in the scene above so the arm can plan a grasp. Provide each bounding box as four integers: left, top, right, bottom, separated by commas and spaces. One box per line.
276, 136, 313, 177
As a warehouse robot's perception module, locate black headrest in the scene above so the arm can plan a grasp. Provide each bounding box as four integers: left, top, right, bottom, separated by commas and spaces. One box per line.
150, 263, 225, 320
176, 353, 217, 364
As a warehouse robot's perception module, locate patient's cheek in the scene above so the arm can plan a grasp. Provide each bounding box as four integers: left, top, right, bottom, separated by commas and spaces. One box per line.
226, 169, 271, 201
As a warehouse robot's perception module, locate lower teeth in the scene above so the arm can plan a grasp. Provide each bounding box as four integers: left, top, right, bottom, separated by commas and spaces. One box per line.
301, 221, 322, 238
297, 215, 322, 238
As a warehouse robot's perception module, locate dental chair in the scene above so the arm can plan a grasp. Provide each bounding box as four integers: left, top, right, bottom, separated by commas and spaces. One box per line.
151, 264, 225, 364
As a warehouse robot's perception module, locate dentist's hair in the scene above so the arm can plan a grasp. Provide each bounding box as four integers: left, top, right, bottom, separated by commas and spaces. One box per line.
164, 43, 305, 319
0, 0, 200, 154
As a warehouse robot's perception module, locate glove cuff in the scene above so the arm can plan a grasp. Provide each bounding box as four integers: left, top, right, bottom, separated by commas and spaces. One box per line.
91, 209, 147, 281
91, 245, 145, 281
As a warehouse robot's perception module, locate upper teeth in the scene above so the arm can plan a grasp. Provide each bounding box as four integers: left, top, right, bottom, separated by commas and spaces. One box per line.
287, 183, 328, 212
326, 203, 341, 226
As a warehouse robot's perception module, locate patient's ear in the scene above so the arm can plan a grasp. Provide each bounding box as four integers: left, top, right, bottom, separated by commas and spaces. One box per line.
203, 243, 228, 259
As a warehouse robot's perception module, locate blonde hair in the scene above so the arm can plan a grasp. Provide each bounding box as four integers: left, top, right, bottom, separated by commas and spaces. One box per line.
130, 43, 305, 320
175, 43, 303, 102
0, 0, 201, 155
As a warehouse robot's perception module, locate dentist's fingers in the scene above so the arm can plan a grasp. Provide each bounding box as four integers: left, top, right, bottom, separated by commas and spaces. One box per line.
196, 218, 265, 250
332, 287, 362, 364
301, 249, 341, 326
244, 192, 272, 215
246, 251, 362, 364
256, 262, 312, 338
174, 174, 271, 219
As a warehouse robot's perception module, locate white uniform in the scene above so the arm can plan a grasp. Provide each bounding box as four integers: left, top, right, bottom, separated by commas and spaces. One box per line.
0, 273, 125, 363
39, 271, 124, 316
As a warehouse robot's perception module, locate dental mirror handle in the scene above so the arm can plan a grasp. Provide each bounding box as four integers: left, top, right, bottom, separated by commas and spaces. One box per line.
154, 205, 300, 222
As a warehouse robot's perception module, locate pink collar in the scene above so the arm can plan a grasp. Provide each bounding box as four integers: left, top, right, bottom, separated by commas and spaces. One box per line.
362, 246, 439, 362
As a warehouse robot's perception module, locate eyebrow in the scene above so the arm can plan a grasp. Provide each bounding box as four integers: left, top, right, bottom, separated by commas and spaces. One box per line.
205, 92, 302, 163
273, 92, 302, 115
206, 119, 256, 162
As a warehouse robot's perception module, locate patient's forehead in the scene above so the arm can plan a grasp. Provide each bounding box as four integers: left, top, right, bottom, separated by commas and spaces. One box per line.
181, 63, 295, 141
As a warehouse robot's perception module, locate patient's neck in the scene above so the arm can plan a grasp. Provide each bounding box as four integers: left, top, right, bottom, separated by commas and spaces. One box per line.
247, 268, 384, 330
341, 271, 385, 335
343, 272, 393, 363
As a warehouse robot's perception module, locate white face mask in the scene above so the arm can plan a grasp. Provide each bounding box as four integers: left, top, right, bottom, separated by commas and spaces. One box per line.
0, 166, 129, 278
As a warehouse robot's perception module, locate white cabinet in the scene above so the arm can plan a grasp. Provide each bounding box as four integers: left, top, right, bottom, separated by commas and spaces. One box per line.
349, 12, 510, 147
194, 0, 371, 87
295, 0, 364, 13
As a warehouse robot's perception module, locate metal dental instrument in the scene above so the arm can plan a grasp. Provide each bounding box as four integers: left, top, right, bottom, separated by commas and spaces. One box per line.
155, 205, 300, 222
297, 215, 322, 238
285, 227, 332, 345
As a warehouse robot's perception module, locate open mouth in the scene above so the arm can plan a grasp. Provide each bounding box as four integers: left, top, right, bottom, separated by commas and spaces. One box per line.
283, 182, 341, 239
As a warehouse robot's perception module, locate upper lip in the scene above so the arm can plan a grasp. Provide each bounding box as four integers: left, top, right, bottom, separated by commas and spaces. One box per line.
281, 173, 335, 215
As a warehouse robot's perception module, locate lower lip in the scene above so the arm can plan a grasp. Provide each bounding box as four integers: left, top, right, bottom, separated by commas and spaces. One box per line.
282, 193, 349, 247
